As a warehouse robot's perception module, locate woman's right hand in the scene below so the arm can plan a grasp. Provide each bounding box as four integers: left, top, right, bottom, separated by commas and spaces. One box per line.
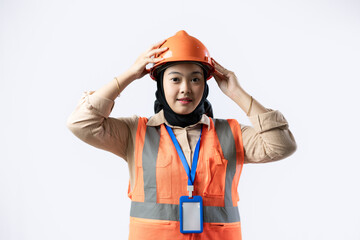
127, 39, 168, 80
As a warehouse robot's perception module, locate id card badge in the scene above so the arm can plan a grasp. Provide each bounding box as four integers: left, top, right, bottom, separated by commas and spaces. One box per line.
179, 195, 203, 233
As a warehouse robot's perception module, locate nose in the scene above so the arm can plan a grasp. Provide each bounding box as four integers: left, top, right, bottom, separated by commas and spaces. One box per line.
180, 80, 191, 94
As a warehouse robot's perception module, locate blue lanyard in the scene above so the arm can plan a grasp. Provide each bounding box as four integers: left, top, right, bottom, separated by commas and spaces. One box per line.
165, 125, 202, 186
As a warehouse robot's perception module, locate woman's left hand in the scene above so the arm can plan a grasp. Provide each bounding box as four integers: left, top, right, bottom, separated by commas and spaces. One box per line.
211, 58, 241, 99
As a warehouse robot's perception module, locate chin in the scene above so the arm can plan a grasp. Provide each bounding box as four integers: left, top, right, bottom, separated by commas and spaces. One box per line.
173, 108, 194, 115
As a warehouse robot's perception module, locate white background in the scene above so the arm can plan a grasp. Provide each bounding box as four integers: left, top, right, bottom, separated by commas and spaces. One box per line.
1, 0, 360, 239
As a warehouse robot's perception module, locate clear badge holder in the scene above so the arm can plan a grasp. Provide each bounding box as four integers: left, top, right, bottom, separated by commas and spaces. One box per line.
179, 185, 203, 234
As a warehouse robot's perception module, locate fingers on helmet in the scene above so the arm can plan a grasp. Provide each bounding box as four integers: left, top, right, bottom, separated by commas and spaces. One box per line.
213, 60, 229, 73
146, 47, 168, 58
148, 39, 167, 51
147, 56, 163, 63
213, 69, 225, 77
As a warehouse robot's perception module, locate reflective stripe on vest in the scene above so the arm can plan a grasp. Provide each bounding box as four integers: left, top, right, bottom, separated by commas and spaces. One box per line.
131, 202, 240, 223
130, 118, 244, 224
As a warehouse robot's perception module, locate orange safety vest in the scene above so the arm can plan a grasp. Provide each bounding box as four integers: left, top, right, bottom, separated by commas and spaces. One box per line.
127, 117, 244, 240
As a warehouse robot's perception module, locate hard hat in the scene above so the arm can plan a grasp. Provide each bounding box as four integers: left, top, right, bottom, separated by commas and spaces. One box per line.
150, 30, 214, 80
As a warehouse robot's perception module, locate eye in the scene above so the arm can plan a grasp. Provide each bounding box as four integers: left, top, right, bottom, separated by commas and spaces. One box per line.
191, 78, 201, 83
170, 77, 180, 82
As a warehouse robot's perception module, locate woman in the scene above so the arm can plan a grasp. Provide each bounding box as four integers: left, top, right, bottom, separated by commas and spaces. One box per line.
67, 30, 296, 239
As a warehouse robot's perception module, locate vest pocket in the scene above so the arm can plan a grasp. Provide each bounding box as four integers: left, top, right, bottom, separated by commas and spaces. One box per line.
156, 156, 172, 199
209, 222, 241, 229
203, 149, 227, 197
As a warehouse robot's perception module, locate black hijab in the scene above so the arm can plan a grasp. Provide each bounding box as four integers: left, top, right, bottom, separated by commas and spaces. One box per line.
154, 64, 213, 128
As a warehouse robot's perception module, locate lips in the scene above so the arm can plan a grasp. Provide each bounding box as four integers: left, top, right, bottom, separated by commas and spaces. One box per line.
177, 97, 192, 104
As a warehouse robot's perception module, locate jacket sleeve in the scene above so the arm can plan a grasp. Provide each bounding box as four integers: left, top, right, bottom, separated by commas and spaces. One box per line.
66, 91, 137, 160
241, 110, 297, 164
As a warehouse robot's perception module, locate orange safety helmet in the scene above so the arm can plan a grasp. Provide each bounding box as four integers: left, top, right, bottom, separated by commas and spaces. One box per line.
149, 30, 214, 80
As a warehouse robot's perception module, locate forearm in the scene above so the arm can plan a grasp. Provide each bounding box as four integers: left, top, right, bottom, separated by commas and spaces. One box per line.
93, 40, 168, 100
232, 87, 296, 163
66, 90, 133, 159
67, 69, 137, 157
93, 70, 137, 100
241, 110, 297, 163
229, 86, 268, 116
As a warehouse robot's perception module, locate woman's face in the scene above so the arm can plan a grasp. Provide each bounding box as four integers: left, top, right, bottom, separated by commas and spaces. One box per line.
163, 63, 205, 115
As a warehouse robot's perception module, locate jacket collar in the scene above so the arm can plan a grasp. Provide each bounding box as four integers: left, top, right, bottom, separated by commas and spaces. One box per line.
147, 110, 211, 130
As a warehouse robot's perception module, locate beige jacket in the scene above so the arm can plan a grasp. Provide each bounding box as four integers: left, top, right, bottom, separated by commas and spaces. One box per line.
67, 91, 297, 190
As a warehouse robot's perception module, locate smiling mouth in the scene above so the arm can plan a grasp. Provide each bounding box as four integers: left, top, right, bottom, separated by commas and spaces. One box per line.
177, 98, 193, 104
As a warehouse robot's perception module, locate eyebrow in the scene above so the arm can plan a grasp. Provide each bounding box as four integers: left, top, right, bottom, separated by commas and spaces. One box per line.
167, 71, 203, 76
